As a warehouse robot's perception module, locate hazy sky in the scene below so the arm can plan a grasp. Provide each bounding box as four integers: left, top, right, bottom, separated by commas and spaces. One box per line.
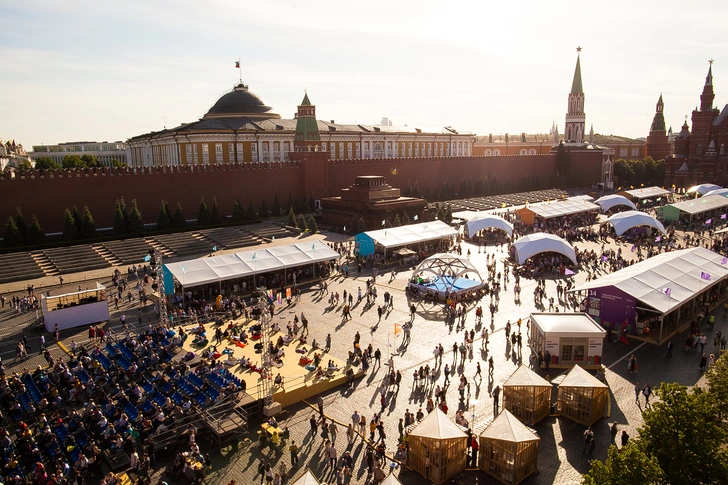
1, 0, 727, 148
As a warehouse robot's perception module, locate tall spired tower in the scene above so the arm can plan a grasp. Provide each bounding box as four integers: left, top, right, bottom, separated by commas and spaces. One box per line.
564, 47, 586, 144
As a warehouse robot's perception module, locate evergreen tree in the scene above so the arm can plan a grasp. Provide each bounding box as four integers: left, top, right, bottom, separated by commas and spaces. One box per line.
271, 193, 281, 217
14, 207, 28, 245
402, 211, 411, 225
297, 214, 308, 231
412, 180, 421, 198
71, 205, 82, 236
80, 205, 97, 239
286, 192, 294, 212
403, 180, 413, 197
157, 200, 172, 230
197, 197, 211, 225
307, 216, 318, 234
286, 207, 297, 228
385, 219, 392, 228
258, 199, 269, 218
245, 203, 257, 221
210, 197, 221, 224
231, 199, 245, 223
435, 207, 445, 221
3, 216, 23, 247
349, 215, 359, 234
62, 208, 79, 240
28, 215, 45, 245
113, 199, 127, 234
127, 199, 145, 233
356, 216, 367, 234
164, 200, 172, 222
308, 197, 316, 212
393, 214, 401, 227
445, 203, 453, 223
173, 203, 186, 228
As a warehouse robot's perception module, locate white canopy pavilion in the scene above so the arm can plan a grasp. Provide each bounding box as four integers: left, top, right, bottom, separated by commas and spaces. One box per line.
619, 186, 670, 201
512, 233, 577, 265
603, 210, 666, 236
354, 220, 457, 257
464, 213, 514, 237
703, 188, 728, 198
593, 194, 637, 212
164, 240, 339, 288
687, 183, 722, 196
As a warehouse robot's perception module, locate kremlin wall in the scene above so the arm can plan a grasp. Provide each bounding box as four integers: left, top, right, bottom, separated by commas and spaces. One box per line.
0, 151, 604, 233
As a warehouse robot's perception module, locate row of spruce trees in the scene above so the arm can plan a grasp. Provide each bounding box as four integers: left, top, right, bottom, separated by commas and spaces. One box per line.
3, 193, 315, 248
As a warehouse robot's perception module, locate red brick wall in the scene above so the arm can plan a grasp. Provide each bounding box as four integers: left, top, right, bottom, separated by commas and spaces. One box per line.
0, 163, 305, 233
1, 153, 604, 235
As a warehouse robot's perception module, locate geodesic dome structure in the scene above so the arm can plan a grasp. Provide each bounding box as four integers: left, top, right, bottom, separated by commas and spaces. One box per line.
412, 253, 485, 293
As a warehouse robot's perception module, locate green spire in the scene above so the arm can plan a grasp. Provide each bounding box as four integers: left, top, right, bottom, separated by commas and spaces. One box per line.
294, 91, 320, 143
570, 54, 583, 95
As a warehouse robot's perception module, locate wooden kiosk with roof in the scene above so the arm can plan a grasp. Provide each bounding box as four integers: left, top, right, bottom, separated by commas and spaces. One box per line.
479, 409, 540, 485
291, 469, 321, 485
556, 365, 609, 426
408, 408, 468, 484
502, 365, 552, 426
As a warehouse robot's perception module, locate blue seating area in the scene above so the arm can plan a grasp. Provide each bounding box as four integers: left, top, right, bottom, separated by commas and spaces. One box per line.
22, 375, 43, 404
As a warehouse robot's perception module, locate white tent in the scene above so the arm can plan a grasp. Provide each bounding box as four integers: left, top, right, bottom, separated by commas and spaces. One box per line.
703, 188, 728, 198
410, 408, 468, 439
165, 240, 339, 288
621, 186, 670, 200
512, 233, 577, 265
357, 220, 457, 249
291, 470, 321, 485
687, 183, 722, 196
464, 213, 514, 237
603, 210, 666, 236
593, 194, 637, 212
571, 247, 728, 314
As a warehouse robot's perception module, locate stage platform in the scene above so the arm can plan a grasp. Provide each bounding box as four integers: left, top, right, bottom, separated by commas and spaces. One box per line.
179, 313, 363, 409
409, 275, 484, 299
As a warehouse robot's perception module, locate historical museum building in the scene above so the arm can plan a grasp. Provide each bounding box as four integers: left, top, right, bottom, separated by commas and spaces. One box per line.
664, 62, 728, 187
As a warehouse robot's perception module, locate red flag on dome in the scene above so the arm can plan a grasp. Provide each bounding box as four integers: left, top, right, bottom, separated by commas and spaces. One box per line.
235, 61, 240, 68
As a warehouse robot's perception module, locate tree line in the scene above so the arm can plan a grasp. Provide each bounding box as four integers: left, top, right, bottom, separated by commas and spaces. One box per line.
582, 352, 728, 484
613, 157, 666, 188
2, 192, 311, 248
32, 155, 127, 170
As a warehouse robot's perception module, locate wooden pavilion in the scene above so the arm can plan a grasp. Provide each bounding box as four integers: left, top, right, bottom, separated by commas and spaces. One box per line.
408, 408, 468, 484
503, 365, 552, 426
291, 469, 321, 485
556, 365, 609, 426
380, 473, 404, 485
479, 409, 540, 485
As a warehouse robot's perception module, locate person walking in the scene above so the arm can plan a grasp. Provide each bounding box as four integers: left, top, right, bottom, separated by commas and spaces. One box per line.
610, 422, 618, 446
699, 352, 708, 372
642, 383, 652, 406
582, 427, 594, 454
620, 430, 629, 448
488, 356, 494, 377
492, 386, 501, 415
666, 340, 673, 358
318, 396, 325, 418
289, 441, 298, 466
586, 438, 596, 461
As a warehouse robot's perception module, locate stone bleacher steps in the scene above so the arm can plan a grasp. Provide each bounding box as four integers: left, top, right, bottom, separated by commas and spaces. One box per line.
30, 251, 59, 277
92, 243, 122, 266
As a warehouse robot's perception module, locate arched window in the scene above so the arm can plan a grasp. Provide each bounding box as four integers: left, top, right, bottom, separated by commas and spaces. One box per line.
528, 149, 537, 155
721, 144, 725, 155
485, 149, 492, 156
493, 149, 501, 156
696, 143, 703, 156
519, 149, 527, 155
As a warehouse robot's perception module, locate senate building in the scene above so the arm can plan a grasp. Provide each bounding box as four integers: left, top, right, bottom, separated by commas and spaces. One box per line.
126, 84, 474, 167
